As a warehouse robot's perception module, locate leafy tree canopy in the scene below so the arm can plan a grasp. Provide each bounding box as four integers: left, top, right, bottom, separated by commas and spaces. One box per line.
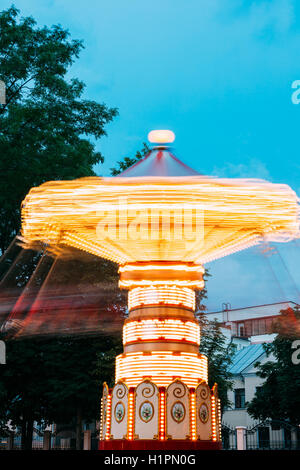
247, 307, 300, 425
0, 334, 122, 447
196, 271, 233, 411
0, 5, 118, 253
110, 142, 149, 175
198, 314, 234, 411
0, 4, 119, 448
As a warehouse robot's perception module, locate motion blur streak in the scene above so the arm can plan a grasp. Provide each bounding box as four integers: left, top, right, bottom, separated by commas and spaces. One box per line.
0, 241, 125, 338
20, 175, 299, 265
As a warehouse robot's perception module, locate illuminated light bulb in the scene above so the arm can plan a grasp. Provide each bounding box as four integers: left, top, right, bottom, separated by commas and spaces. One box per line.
148, 129, 175, 144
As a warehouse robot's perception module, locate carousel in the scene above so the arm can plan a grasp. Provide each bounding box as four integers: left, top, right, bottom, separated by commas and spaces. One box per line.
20, 130, 299, 449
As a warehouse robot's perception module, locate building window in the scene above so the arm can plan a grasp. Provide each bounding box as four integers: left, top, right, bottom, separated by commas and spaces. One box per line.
238, 323, 245, 337
234, 388, 245, 409
252, 319, 259, 335
258, 319, 266, 335
257, 426, 270, 449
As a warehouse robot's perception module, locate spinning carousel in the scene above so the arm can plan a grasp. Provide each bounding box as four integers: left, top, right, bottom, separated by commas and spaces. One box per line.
20, 130, 299, 449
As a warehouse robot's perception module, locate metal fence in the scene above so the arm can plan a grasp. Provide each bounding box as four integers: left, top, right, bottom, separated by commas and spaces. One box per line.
222, 420, 300, 450
1, 422, 299, 450
0, 434, 99, 450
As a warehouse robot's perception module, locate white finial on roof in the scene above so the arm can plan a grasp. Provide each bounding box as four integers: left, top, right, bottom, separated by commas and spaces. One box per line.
148, 129, 175, 144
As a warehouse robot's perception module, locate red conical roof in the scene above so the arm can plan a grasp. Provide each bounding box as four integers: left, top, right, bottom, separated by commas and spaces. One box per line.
118, 148, 200, 177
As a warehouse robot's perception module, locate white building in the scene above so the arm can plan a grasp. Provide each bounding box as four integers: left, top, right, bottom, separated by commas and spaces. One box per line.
206, 301, 299, 449
206, 301, 298, 338
223, 343, 274, 428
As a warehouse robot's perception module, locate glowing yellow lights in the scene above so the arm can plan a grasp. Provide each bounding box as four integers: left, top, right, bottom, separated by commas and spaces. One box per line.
119, 263, 204, 296
100, 398, 104, 440
20, 176, 300, 265
62, 232, 125, 264
218, 398, 222, 441
115, 351, 208, 387
119, 279, 204, 289
128, 287, 196, 311
119, 264, 204, 273
123, 318, 200, 345
148, 129, 175, 144
20, 138, 299, 448
105, 394, 112, 441
127, 390, 134, 440
190, 390, 197, 441
211, 395, 217, 442
159, 389, 166, 441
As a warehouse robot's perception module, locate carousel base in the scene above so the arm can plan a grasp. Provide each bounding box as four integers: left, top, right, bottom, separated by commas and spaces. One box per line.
99, 440, 222, 450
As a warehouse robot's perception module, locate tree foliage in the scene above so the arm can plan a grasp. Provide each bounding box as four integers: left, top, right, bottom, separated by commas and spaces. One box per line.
0, 334, 122, 449
198, 315, 234, 411
196, 271, 233, 411
0, 248, 124, 449
0, 5, 119, 449
110, 142, 150, 175
247, 307, 300, 425
0, 6, 118, 253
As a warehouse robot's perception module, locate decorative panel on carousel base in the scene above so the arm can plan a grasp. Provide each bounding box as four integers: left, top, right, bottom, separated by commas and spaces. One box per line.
195, 381, 212, 440
166, 380, 190, 440
110, 382, 128, 439
134, 380, 159, 439
99, 378, 222, 450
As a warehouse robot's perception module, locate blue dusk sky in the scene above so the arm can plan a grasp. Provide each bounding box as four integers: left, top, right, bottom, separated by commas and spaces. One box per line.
2, 0, 300, 311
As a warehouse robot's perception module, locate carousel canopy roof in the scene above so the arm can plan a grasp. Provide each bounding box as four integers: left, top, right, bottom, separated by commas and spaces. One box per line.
118, 148, 200, 177
20, 131, 300, 266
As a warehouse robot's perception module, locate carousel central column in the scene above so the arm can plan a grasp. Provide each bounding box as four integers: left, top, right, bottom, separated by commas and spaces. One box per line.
100, 263, 222, 450
116, 263, 207, 388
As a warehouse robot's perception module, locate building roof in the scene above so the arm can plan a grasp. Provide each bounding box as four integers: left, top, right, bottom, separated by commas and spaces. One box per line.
208, 301, 298, 315
206, 301, 298, 323
118, 147, 201, 177
229, 343, 265, 374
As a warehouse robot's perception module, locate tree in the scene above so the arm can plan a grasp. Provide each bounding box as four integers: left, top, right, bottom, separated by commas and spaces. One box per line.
0, 334, 122, 449
195, 270, 233, 411
110, 142, 150, 175
0, 247, 126, 449
247, 307, 300, 425
198, 315, 234, 411
0, 336, 52, 449
0, 5, 119, 448
0, 6, 118, 253
44, 335, 122, 450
